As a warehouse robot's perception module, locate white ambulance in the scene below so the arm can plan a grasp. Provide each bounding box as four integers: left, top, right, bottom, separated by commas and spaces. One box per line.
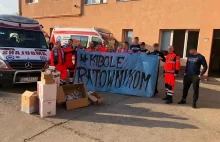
0, 15, 50, 87
50, 27, 119, 49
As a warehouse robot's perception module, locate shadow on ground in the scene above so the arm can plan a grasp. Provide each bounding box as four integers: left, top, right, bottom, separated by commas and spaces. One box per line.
1, 78, 220, 130
53, 94, 198, 129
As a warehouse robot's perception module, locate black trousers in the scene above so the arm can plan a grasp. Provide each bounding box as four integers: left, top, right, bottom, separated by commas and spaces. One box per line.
182, 75, 200, 103
155, 69, 159, 93
153, 65, 160, 96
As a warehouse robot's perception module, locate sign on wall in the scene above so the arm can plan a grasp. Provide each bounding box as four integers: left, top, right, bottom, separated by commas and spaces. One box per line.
74, 50, 159, 97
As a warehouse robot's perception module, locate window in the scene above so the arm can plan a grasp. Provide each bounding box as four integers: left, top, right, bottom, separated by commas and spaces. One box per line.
26, 0, 39, 3
92, 37, 102, 46
160, 30, 199, 58
71, 35, 89, 48
85, 0, 107, 5
102, 37, 118, 49
161, 31, 172, 52
0, 28, 48, 49
123, 30, 133, 45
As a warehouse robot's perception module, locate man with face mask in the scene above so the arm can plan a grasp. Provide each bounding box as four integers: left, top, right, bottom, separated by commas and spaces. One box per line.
163, 45, 180, 104
178, 47, 208, 108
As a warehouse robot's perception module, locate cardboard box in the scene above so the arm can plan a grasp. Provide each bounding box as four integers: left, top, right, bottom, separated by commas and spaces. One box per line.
57, 83, 89, 110
41, 72, 53, 80
21, 91, 39, 114
56, 86, 66, 103
88, 92, 104, 104
39, 99, 56, 118
37, 82, 57, 101
41, 77, 55, 84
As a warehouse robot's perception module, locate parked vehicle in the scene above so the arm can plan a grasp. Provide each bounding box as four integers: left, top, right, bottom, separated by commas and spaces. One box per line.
50, 27, 119, 50
0, 14, 50, 87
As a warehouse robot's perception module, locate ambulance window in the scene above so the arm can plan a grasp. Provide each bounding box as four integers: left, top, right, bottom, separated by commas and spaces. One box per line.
92, 37, 102, 46
71, 35, 88, 48
102, 37, 118, 49
0, 27, 48, 49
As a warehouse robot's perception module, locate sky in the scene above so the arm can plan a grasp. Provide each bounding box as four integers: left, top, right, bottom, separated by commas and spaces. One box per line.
0, 0, 18, 14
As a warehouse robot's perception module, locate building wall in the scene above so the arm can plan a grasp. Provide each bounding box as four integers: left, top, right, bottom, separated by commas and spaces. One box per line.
21, 0, 220, 76
21, 0, 82, 18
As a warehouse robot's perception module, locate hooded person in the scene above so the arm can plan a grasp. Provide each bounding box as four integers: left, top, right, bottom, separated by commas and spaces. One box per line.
50, 40, 67, 85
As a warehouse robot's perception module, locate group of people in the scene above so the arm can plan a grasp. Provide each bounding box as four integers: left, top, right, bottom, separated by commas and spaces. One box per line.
50, 36, 208, 109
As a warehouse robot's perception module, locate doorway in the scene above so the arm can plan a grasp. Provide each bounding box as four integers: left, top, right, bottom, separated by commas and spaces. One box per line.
209, 30, 220, 78
172, 30, 185, 58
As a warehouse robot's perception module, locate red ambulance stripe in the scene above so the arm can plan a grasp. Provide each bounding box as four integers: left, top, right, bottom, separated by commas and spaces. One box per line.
53, 31, 99, 36
0, 23, 41, 31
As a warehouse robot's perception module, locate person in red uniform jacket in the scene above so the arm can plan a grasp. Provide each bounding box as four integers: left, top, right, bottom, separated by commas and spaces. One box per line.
98, 40, 107, 52
62, 39, 76, 84
163, 45, 180, 104
86, 42, 96, 52
50, 41, 67, 85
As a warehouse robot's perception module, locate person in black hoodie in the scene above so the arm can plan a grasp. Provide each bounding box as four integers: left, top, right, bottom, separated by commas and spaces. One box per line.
150, 43, 166, 96
178, 47, 208, 108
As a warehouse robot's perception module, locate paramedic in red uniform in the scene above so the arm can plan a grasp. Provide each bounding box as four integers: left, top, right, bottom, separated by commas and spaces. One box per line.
63, 39, 76, 84
50, 41, 67, 85
86, 42, 96, 52
163, 45, 180, 104
98, 40, 107, 52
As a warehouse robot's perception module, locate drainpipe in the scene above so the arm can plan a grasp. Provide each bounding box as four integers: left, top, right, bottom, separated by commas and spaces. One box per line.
18, 0, 22, 16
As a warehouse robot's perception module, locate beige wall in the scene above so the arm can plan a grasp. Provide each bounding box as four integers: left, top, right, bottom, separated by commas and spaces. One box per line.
21, 0, 220, 76
21, 0, 82, 18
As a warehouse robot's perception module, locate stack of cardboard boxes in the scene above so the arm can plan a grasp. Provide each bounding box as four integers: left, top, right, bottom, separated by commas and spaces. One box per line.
45, 66, 61, 87
21, 66, 104, 117
37, 72, 57, 117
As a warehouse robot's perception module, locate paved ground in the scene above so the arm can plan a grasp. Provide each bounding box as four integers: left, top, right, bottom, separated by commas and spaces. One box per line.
0, 77, 220, 142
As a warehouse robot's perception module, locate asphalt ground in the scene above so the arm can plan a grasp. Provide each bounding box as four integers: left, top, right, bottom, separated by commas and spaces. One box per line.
0, 77, 220, 142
